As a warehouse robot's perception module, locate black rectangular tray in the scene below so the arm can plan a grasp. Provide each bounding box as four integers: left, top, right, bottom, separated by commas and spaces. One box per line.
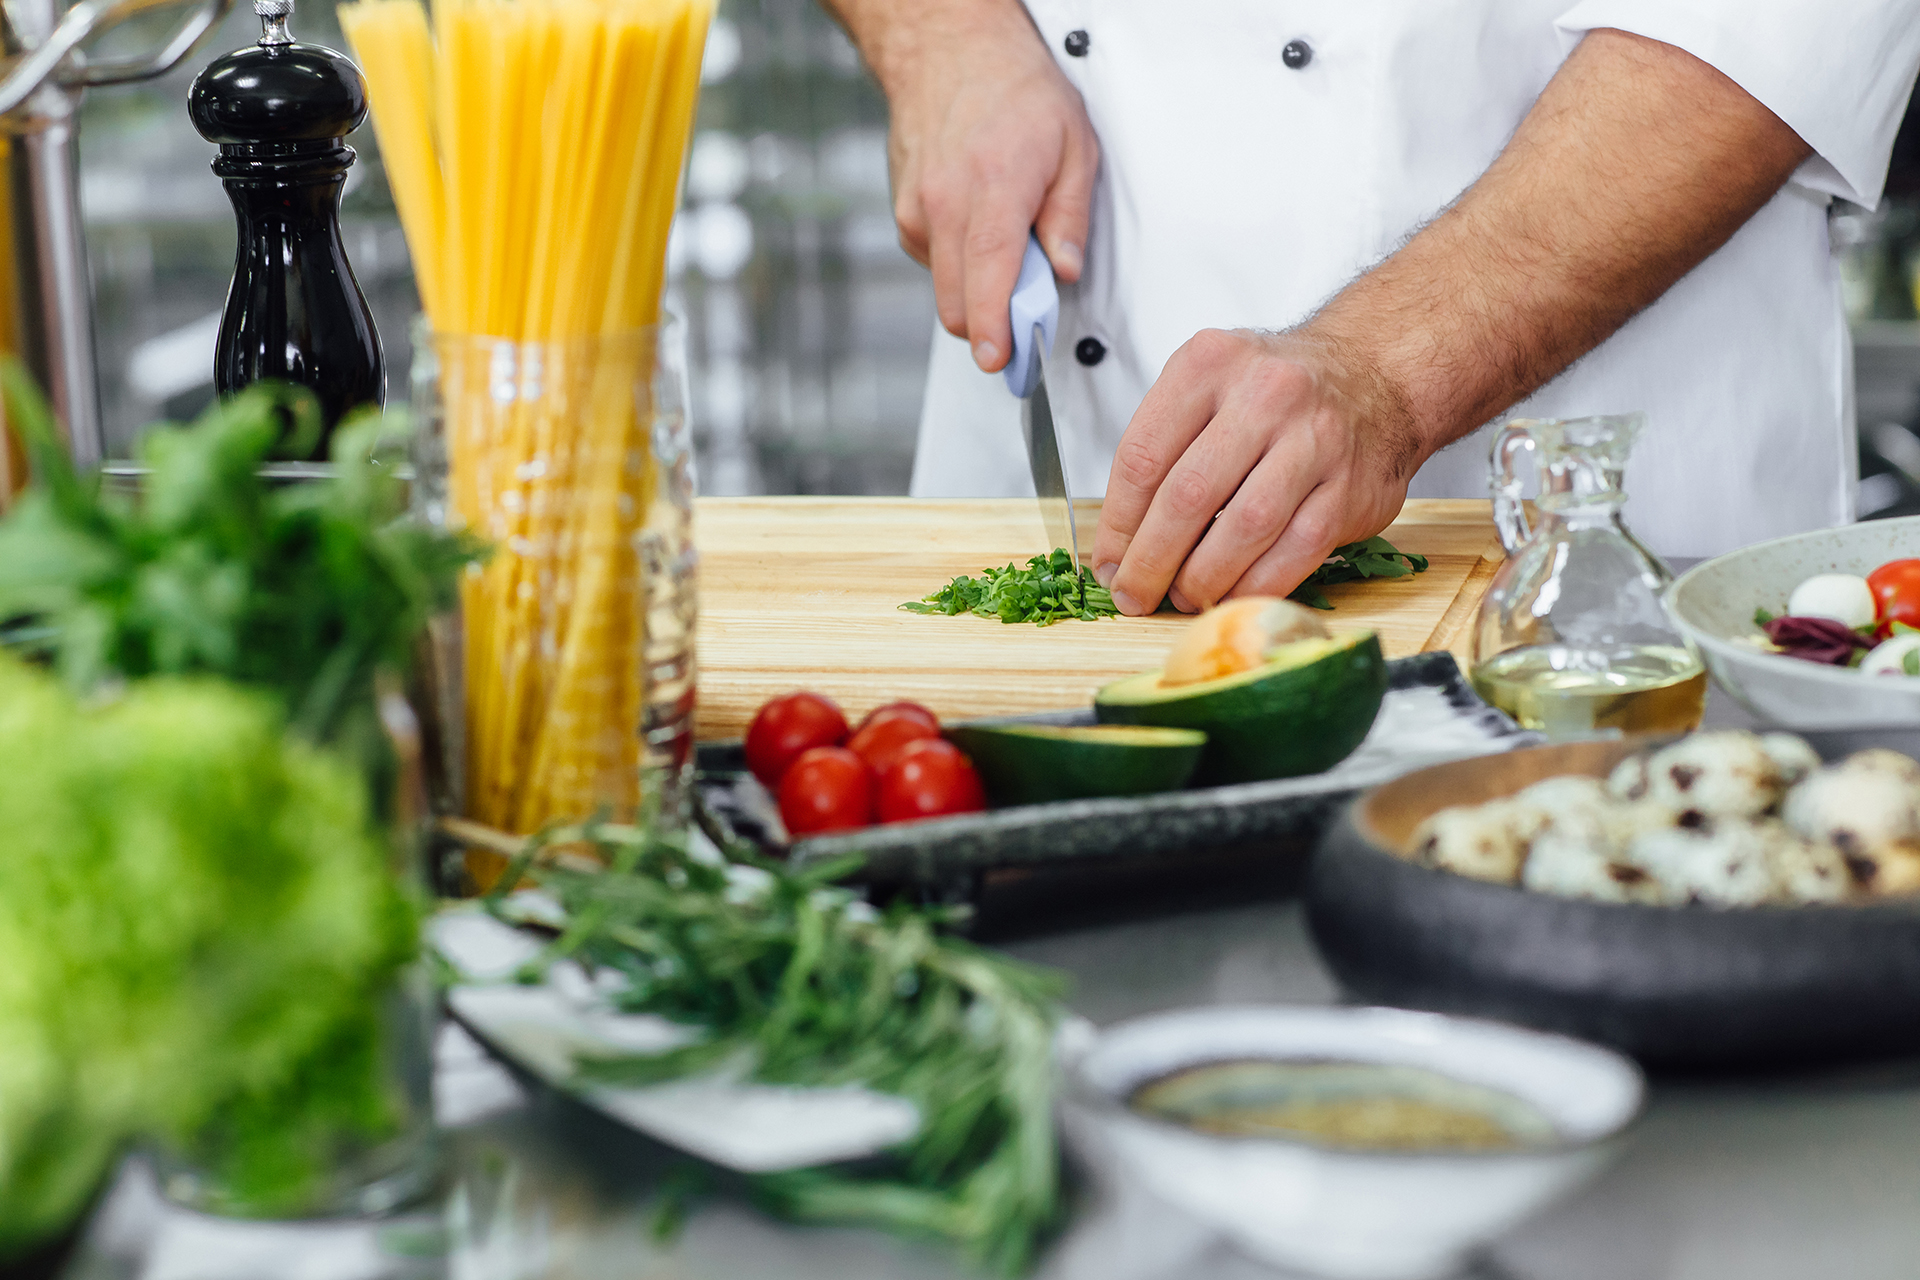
694, 653, 1534, 922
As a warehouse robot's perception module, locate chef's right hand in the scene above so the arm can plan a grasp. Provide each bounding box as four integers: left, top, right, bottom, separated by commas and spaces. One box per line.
829, 0, 1097, 372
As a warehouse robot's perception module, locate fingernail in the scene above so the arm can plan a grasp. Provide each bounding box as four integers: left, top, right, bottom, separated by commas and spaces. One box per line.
1093, 561, 1116, 588
972, 339, 998, 369
1110, 587, 1141, 615
1053, 240, 1083, 276
1168, 586, 1193, 614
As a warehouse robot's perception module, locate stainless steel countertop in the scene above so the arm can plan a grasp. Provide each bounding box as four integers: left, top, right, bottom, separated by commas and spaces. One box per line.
65, 683, 1920, 1280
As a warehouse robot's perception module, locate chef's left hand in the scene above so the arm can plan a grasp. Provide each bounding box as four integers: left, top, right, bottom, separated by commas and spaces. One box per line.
1091, 327, 1428, 616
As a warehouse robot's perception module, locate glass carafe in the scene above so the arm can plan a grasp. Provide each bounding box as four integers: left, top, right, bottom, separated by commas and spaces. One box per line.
1471, 414, 1706, 738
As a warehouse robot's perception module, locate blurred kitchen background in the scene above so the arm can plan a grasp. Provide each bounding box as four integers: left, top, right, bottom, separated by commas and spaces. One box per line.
75, 0, 1920, 515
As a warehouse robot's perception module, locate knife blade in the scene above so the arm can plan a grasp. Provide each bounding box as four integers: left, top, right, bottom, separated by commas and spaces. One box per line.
1004, 233, 1081, 567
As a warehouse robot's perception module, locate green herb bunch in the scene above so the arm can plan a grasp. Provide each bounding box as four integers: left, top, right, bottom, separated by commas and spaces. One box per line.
901, 547, 1115, 625
0, 362, 484, 762
492, 825, 1067, 1274
1288, 537, 1430, 610
901, 537, 1427, 622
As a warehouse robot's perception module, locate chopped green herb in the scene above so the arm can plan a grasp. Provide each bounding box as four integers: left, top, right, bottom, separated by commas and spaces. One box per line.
491, 824, 1066, 1275
901, 547, 1114, 625
903, 537, 1428, 623
1905, 648, 1920, 677
1754, 606, 1778, 627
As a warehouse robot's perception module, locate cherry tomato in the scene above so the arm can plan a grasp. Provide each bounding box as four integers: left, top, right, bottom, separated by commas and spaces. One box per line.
856, 701, 940, 733
744, 691, 849, 787
847, 704, 942, 773
876, 738, 987, 824
1868, 559, 1920, 638
777, 746, 874, 836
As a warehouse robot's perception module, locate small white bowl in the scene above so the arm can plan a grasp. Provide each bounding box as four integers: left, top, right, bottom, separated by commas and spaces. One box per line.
1061, 1005, 1643, 1280
1666, 517, 1920, 727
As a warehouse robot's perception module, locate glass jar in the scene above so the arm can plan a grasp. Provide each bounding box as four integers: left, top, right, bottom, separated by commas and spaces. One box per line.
1471, 414, 1706, 739
409, 315, 698, 856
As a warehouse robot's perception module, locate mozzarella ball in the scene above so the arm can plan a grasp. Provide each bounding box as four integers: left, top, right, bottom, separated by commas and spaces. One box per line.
1627, 825, 1776, 907
1786, 573, 1876, 629
1410, 803, 1541, 885
1860, 635, 1920, 678
1639, 732, 1786, 823
1758, 733, 1823, 789
1522, 829, 1663, 904
1783, 764, 1920, 858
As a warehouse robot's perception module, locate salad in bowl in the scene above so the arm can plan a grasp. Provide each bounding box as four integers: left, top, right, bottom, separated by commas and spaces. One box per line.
1756, 559, 1920, 677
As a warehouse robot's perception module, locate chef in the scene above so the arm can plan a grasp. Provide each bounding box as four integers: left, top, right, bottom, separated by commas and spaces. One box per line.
820, 0, 1920, 614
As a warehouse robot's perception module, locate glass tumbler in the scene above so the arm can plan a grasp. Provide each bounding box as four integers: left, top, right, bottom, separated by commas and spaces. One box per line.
409, 316, 698, 852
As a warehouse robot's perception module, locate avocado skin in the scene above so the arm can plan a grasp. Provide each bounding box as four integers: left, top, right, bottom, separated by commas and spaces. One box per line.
1093, 633, 1387, 785
945, 725, 1206, 805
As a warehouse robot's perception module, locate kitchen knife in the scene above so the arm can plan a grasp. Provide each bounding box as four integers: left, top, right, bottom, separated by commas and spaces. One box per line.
1003, 232, 1081, 567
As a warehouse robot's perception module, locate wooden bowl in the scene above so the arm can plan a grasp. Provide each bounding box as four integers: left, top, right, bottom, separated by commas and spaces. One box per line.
1304, 732, 1920, 1071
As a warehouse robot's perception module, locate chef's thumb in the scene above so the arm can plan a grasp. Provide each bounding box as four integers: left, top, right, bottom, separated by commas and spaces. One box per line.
1036, 126, 1098, 282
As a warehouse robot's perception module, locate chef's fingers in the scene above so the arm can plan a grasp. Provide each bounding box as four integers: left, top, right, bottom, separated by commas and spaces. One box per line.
1095, 330, 1286, 611
895, 185, 931, 268
922, 172, 971, 340
959, 180, 1052, 372
1223, 482, 1348, 604
1036, 121, 1097, 283
1168, 430, 1323, 610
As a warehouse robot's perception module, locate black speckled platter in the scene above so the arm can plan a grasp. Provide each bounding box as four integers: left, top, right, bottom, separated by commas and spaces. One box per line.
694, 653, 1535, 906
1306, 730, 1920, 1072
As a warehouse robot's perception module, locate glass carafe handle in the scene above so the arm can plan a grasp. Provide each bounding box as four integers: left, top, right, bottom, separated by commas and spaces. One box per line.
1490, 423, 1536, 554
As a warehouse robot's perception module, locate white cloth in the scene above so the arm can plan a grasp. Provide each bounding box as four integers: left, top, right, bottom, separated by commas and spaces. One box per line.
909, 0, 1920, 558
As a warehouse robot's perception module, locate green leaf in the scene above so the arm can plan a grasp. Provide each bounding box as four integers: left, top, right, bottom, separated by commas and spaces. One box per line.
1904, 647, 1920, 677
1755, 607, 1777, 626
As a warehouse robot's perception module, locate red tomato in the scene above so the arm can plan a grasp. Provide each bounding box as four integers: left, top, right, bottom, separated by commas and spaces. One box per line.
1869, 559, 1920, 637
847, 705, 942, 773
777, 746, 874, 836
856, 701, 940, 733
744, 691, 849, 787
876, 738, 987, 824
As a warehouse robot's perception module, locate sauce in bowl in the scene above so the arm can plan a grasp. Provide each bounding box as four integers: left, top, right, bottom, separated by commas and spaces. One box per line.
1128, 1059, 1559, 1152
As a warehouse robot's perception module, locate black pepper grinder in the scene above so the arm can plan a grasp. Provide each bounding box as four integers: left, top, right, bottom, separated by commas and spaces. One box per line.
187, 0, 383, 459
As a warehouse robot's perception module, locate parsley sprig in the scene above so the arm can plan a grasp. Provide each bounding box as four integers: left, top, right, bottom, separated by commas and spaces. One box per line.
901, 548, 1115, 625
901, 537, 1428, 622
1289, 537, 1430, 610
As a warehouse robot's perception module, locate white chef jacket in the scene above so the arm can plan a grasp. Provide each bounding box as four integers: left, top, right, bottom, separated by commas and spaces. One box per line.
909, 0, 1920, 558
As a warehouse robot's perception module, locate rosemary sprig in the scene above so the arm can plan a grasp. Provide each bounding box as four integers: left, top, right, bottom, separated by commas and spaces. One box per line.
489, 824, 1068, 1274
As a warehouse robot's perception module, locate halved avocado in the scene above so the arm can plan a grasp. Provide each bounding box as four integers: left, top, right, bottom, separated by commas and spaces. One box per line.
1094, 631, 1386, 785
945, 723, 1208, 805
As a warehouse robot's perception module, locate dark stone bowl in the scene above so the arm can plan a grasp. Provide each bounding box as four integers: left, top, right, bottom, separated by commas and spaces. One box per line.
1305, 732, 1920, 1072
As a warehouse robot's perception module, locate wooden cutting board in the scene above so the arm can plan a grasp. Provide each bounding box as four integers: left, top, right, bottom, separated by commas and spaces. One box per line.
694, 497, 1503, 740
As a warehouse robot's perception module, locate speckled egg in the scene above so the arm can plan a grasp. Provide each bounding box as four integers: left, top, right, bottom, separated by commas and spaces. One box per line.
1834, 840, 1920, 898
1522, 829, 1663, 904
1638, 732, 1786, 823
1756, 821, 1851, 904
1782, 764, 1920, 861
1837, 748, 1920, 788
1409, 802, 1543, 885
1758, 734, 1823, 789
1627, 825, 1777, 907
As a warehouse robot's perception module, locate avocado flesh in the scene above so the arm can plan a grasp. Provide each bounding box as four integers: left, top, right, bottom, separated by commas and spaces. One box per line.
1094, 631, 1386, 785
946, 723, 1207, 805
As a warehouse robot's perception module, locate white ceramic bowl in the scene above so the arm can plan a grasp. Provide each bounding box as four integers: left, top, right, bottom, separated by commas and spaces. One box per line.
1061, 1005, 1643, 1280
1666, 517, 1920, 727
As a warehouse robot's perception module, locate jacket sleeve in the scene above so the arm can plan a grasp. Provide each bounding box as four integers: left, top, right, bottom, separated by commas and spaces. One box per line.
1555, 0, 1920, 208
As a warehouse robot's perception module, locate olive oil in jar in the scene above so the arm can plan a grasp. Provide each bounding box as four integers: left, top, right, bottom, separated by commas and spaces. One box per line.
1471, 644, 1707, 737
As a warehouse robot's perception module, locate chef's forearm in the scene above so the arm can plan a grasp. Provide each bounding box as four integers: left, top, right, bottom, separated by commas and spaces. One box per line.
818, 0, 1038, 100
1310, 27, 1813, 457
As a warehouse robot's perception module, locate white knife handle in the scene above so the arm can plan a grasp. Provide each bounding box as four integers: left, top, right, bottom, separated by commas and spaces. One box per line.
1003, 232, 1059, 398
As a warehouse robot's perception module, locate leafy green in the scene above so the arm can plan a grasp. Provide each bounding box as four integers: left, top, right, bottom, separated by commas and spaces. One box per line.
901, 547, 1114, 625
0, 361, 484, 765
0, 657, 416, 1255
1905, 647, 1920, 677
487, 824, 1066, 1275
903, 537, 1428, 622
1754, 607, 1777, 627
1288, 537, 1430, 611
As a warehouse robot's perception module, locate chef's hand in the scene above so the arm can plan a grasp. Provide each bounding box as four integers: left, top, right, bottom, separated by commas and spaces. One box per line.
1091, 328, 1427, 615
821, 0, 1097, 372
